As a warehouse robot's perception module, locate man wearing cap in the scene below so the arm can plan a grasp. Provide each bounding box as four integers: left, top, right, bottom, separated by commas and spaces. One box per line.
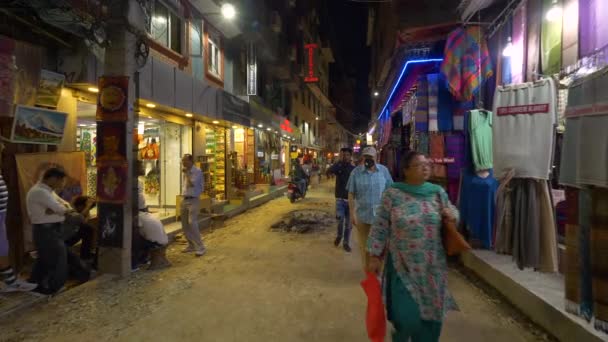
346, 146, 393, 271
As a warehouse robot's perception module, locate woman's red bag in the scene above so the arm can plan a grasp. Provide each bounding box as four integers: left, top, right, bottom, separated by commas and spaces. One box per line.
361, 272, 386, 342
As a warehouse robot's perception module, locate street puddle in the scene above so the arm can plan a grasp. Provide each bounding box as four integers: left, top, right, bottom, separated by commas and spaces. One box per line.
271, 209, 334, 234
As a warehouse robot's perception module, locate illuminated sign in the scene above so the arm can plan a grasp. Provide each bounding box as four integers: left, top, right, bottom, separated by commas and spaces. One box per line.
247, 42, 257, 95
304, 44, 319, 83
279, 118, 293, 133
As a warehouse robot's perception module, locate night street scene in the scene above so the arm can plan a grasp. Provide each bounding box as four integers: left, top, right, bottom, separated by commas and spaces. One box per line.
0, 0, 607, 341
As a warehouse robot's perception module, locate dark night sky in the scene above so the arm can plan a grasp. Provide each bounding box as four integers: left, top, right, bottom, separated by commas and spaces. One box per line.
325, 1, 371, 133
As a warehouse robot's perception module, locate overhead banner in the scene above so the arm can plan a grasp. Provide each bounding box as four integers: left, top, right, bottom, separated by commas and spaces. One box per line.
247, 42, 257, 95
304, 43, 319, 83
15, 152, 86, 251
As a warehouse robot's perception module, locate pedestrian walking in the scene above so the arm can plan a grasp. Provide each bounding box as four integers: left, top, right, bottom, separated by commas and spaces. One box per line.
27, 168, 90, 294
327, 148, 355, 252
346, 146, 393, 271
368, 151, 459, 341
180, 154, 206, 257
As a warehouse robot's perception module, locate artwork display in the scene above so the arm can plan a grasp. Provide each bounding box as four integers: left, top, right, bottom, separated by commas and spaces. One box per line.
96, 122, 127, 164
10, 105, 68, 145
97, 163, 128, 203
34, 70, 65, 108
97, 203, 124, 248
96, 76, 129, 122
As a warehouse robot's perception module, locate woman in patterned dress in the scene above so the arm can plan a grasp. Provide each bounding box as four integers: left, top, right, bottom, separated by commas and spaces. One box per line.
368, 151, 459, 342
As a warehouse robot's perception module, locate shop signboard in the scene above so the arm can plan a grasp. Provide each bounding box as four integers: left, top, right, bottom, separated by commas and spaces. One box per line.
304, 44, 319, 83
10, 105, 68, 145
220, 90, 250, 127
247, 42, 257, 95
15, 152, 86, 251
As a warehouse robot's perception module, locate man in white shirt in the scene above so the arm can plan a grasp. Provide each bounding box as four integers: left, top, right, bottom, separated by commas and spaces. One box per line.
26, 168, 73, 294
180, 154, 205, 257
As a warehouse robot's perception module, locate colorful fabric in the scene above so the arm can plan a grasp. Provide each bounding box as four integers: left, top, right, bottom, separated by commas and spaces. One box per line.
511, 2, 527, 84
415, 76, 429, 132
500, 18, 513, 85
346, 164, 394, 225
579, 188, 594, 321
390, 181, 442, 198
385, 254, 443, 341
441, 26, 494, 101
417, 132, 430, 155
494, 179, 514, 254
591, 188, 608, 333
561, 0, 579, 68
429, 134, 446, 179
537, 181, 559, 273
368, 187, 459, 322
453, 101, 473, 131
511, 179, 541, 270
469, 110, 493, 171
541, 0, 563, 74
564, 187, 581, 315
526, 0, 543, 80
445, 133, 465, 181
438, 76, 454, 132
427, 74, 439, 132
579, 0, 608, 58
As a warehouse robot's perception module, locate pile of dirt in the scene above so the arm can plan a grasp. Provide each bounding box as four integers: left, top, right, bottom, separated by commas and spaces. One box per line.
271, 209, 335, 234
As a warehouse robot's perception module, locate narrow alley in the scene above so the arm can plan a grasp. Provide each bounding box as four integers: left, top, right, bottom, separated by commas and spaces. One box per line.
1, 183, 552, 342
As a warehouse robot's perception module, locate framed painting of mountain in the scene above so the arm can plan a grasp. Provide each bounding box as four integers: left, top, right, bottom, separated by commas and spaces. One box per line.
10, 105, 68, 145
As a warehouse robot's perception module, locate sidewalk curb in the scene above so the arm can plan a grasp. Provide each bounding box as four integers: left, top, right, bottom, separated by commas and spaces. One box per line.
462, 250, 607, 342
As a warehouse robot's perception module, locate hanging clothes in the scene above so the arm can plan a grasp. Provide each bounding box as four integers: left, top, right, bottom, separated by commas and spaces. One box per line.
560, 68, 608, 188
417, 132, 430, 156
561, 0, 579, 68
541, 0, 563, 74
579, 0, 608, 58
511, 2, 527, 84
526, 0, 543, 80
492, 78, 557, 180
459, 169, 498, 249
445, 133, 465, 181
564, 187, 582, 315
427, 74, 439, 132
537, 180, 559, 273
429, 133, 446, 179
500, 18, 513, 85
494, 175, 514, 255
591, 187, 608, 333
415, 76, 429, 132
437, 75, 454, 132
578, 188, 594, 321
511, 179, 541, 270
440, 26, 494, 102
469, 109, 493, 172
453, 101, 473, 131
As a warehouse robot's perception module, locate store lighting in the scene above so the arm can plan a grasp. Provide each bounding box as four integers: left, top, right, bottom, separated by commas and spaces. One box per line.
221, 3, 236, 20
502, 36, 514, 57
267, 127, 272, 131
88, 87, 99, 93
257, 124, 263, 128
146, 103, 156, 108
373, 91, 379, 97
232, 125, 238, 129
315, 116, 319, 120
546, 0, 563, 22
212, 120, 220, 124
376, 58, 443, 120
185, 113, 193, 117
138, 122, 145, 135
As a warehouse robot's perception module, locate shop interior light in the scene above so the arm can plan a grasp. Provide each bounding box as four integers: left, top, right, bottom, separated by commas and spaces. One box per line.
266, 127, 272, 131
373, 91, 379, 97
546, 0, 563, 22
232, 125, 238, 129
258, 124, 263, 128
221, 3, 236, 20
185, 113, 193, 117
88, 87, 99, 93
376, 58, 443, 120
146, 103, 156, 108
137, 122, 145, 135
315, 116, 320, 120
502, 36, 514, 57
212, 120, 220, 124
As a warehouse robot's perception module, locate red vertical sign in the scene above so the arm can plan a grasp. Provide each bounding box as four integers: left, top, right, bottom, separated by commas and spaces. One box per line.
304, 44, 319, 83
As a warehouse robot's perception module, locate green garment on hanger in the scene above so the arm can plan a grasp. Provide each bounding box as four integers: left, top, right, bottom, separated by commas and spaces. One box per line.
541, 0, 563, 74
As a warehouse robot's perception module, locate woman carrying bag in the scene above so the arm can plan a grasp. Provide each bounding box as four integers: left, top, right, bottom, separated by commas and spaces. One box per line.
367, 151, 460, 342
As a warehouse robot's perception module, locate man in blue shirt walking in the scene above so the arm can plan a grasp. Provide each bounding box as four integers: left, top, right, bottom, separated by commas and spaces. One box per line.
327, 148, 355, 252
346, 147, 393, 271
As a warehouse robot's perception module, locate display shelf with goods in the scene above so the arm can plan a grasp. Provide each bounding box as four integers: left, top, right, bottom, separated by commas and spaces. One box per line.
205, 127, 227, 201
196, 154, 215, 199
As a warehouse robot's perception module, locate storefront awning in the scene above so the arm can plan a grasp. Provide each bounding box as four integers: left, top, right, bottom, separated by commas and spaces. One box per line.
219, 90, 250, 127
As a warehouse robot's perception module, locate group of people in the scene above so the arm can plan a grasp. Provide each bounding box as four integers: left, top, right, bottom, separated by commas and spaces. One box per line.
2, 153, 207, 295
327, 146, 458, 341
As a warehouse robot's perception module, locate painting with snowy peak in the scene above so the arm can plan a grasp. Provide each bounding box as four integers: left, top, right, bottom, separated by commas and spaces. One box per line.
11, 105, 68, 145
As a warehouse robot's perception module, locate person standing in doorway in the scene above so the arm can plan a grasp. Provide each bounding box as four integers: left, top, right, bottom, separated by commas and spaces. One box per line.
327, 148, 355, 252
346, 147, 393, 271
180, 154, 206, 257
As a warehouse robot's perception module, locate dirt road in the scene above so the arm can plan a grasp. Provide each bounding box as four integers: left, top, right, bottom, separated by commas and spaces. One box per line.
0, 182, 552, 342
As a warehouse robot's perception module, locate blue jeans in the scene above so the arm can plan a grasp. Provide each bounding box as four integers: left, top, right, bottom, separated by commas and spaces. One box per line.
336, 199, 352, 245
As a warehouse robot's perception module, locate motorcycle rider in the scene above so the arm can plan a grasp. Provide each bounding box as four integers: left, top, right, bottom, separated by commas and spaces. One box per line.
291, 158, 309, 197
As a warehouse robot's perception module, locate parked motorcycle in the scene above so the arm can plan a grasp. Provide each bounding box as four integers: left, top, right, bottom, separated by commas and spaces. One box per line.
287, 177, 308, 203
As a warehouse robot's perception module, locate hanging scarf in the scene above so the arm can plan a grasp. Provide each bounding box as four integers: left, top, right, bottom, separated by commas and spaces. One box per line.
391, 182, 442, 199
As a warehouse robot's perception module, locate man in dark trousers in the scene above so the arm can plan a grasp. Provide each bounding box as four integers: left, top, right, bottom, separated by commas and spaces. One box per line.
327, 148, 355, 252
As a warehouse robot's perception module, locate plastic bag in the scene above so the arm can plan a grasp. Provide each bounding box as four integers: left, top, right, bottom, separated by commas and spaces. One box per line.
361, 271, 386, 342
